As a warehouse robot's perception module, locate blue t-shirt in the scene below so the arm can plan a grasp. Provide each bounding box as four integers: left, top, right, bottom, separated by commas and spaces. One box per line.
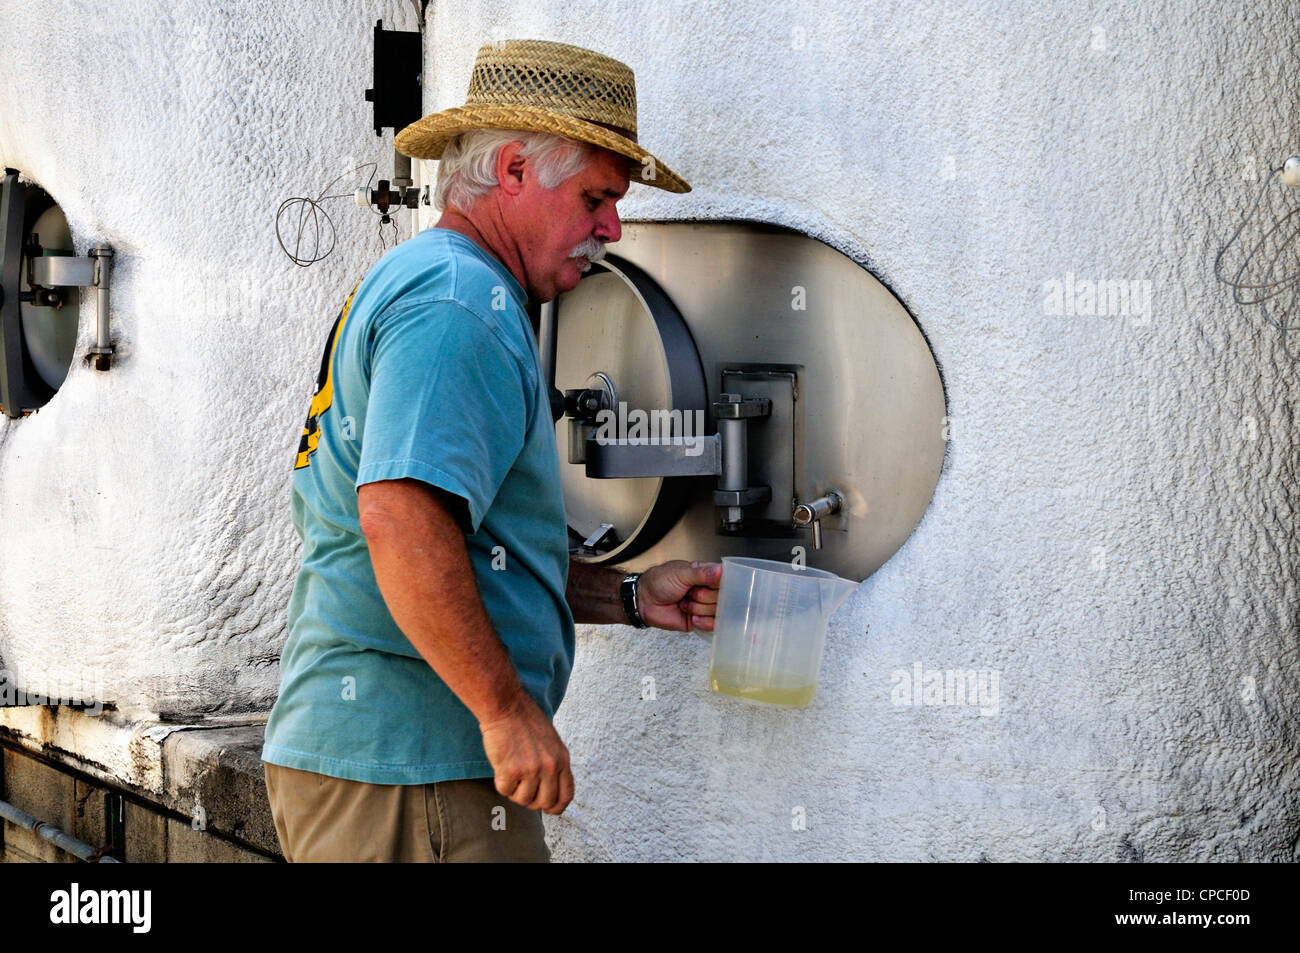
261, 227, 575, 785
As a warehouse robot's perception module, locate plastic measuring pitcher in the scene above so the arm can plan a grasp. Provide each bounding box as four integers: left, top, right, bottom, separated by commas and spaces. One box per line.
708, 556, 858, 708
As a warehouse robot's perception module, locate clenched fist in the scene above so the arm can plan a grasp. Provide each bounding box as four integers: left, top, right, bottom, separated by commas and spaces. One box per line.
636, 560, 723, 632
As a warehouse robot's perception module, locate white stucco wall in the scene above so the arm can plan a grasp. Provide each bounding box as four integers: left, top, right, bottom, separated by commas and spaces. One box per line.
0, 0, 425, 718
3, 0, 1297, 861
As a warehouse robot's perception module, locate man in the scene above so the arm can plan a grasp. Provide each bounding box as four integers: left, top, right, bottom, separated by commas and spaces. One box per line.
261, 39, 721, 862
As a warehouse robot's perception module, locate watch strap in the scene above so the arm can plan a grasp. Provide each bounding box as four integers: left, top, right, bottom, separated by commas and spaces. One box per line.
621, 572, 648, 628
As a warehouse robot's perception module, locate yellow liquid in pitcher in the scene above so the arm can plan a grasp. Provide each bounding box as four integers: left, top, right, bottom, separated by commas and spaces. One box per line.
709, 665, 817, 707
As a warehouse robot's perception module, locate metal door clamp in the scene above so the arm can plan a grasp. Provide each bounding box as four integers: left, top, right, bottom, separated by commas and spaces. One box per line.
29, 244, 114, 371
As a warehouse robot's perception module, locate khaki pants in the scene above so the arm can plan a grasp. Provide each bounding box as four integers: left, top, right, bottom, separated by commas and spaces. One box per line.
263, 762, 550, 863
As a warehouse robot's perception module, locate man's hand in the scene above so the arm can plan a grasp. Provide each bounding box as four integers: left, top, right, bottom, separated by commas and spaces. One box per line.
479, 692, 574, 815
636, 560, 723, 631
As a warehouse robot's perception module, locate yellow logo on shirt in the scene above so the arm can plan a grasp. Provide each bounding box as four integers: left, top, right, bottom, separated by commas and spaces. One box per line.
294, 281, 361, 470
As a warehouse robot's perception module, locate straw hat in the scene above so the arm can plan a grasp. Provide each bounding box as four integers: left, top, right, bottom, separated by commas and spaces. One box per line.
394, 39, 690, 193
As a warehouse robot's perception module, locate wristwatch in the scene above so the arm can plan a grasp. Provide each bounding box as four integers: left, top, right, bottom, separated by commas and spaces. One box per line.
620, 572, 648, 628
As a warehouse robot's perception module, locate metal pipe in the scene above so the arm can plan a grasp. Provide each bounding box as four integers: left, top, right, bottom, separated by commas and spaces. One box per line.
539, 301, 557, 391
392, 148, 413, 191
88, 244, 113, 371
0, 796, 121, 862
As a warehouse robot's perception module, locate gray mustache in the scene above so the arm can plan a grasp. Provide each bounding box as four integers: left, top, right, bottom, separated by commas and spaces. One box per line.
569, 238, 606, 261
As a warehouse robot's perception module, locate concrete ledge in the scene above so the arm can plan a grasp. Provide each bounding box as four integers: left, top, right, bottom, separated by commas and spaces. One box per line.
161, 724, 279, 855
1, 706, 279, 860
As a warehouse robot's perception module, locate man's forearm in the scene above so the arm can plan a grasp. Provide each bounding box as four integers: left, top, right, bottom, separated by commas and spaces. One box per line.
360, 480, 525, 724
566, 559, 629, 624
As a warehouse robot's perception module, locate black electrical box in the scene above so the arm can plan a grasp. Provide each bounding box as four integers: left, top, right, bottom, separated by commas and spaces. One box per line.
363, 19, 422, 136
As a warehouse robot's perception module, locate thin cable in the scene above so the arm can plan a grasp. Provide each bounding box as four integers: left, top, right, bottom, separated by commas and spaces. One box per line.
1214, 163, 1300, 358
275, 163, 379, 267
374, 202, 404, 255
1228, 204, 1300, 303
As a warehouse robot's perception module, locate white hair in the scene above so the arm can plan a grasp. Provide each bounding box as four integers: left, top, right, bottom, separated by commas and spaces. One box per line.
433, 129, 599, 212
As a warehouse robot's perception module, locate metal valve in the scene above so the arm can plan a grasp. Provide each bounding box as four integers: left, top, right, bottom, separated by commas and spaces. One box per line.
793, 491, 843, 550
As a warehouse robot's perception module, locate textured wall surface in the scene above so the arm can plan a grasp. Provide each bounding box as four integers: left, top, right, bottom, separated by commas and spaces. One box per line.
2, 0, 1298, 861
0, 0, 424, 718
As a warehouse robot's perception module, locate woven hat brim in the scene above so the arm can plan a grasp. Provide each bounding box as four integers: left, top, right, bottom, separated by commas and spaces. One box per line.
395, 105, 690, 194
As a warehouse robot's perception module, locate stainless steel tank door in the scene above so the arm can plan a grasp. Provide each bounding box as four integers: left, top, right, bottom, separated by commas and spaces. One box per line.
544, 221, 946, 582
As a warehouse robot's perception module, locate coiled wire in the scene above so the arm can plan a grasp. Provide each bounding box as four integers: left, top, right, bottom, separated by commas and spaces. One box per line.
276, 162, 405, 267
1214, 164, 1300, 358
